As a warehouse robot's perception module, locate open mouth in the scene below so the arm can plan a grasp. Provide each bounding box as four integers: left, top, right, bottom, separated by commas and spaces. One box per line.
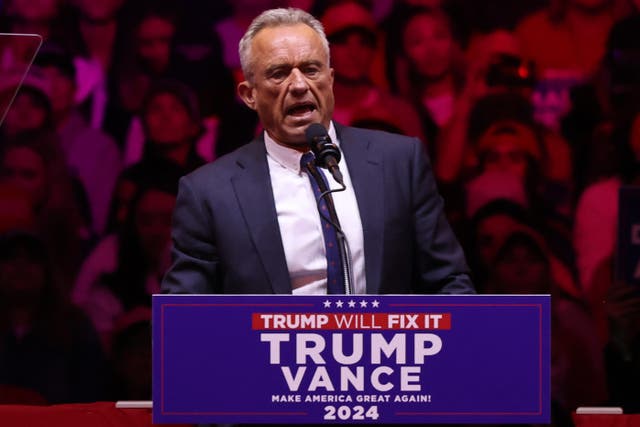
286, 102, 316, 116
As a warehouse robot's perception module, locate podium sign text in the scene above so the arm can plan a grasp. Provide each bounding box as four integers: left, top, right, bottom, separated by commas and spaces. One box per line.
153, 294, 550, 424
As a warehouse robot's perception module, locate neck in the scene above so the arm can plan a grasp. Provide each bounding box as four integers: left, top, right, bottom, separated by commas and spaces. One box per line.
422, 73, 455, 99
156, 142, 191, 166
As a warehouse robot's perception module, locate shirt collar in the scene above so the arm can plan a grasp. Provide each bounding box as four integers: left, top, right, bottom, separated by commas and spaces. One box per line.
264, 121, 339, 174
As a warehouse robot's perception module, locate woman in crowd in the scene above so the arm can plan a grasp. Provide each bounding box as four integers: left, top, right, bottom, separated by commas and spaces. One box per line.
73, 182, 176, 346
392, 5, 466, 152
0, 132, 88, 291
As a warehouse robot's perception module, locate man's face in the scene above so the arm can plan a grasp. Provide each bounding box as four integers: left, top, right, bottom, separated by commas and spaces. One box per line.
238, 24, 334, 149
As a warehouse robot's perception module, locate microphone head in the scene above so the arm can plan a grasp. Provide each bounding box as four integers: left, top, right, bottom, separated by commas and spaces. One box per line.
305, 123, 341, 167
305, 123, 328, 142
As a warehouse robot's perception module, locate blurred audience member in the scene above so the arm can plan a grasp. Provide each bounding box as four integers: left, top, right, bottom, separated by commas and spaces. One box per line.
592, 257, 640, 413
431, 40, 572, 196
486, 230, 555, 294
485, 230, 608, 413
112, 0, 236, 155
34, 46, 121, 236
574, 109, 640, 306
0, 133, 87, 291
461, 94, 573, 219
604, 11, 640, 124
111, 80, 204, 227
473, 120, 544, 180
0, 0, 67, 45
64, 0, 127, 132
107, 308, 152, 400
563, 12, 640, 196
1, 83, 54, 138
394, 6, 465, 150
515, 0, 630, 130
464, 170, 529, 220
0, 231, 106, 403
434, 22, 559, 195
321, 1, 424, 141
465, 199, 579, 301
1, 79, 95, 233
73, 183, 175, 344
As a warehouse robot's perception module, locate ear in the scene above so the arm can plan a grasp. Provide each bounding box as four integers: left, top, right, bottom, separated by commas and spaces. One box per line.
237, 81, 257, 111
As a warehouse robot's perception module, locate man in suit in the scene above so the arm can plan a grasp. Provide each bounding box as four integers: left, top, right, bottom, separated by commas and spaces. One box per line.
161, 8, 474, 295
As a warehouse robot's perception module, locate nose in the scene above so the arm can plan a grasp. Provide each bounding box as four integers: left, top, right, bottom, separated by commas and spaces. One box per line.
289, 68, 309, 94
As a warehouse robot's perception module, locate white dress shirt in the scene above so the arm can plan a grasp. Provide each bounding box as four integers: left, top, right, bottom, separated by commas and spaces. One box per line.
265, 122, 366, 295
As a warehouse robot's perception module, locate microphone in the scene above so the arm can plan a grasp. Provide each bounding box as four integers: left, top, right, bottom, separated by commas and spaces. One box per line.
305, 123, 344, 185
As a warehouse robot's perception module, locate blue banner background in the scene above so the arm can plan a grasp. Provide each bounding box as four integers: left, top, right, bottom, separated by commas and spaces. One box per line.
153, 294, 550, 424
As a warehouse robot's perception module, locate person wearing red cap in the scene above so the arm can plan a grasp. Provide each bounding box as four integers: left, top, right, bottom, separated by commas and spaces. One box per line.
320, 2, 425, 140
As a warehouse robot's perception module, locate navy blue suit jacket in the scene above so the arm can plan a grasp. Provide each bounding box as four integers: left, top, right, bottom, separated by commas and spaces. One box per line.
161, 124, 474, 294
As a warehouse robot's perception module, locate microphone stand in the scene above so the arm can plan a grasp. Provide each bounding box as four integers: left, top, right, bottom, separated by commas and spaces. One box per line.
306, 163, 354, 295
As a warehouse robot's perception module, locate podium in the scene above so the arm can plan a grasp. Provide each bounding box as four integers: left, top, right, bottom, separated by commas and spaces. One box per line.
152, 294, 550, 424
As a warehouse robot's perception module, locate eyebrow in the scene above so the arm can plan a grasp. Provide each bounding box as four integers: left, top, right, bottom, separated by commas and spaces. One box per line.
264, 59, 324, 75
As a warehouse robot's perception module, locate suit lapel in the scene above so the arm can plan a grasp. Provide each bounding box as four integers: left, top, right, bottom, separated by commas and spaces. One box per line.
230, 139, 292, 294
337, 125, 385, 294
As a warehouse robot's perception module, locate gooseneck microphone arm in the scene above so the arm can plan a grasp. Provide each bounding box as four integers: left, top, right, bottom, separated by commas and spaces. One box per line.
304, 123, 354, 294
305, 163, 354, 295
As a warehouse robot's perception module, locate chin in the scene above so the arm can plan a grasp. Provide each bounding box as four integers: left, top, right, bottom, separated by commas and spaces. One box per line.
284, 134, 308, 145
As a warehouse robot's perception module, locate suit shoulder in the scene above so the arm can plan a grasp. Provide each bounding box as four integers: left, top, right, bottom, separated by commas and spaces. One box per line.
341, 125, 420, 147
341, 125, 423, 159
182, 141, 261, 185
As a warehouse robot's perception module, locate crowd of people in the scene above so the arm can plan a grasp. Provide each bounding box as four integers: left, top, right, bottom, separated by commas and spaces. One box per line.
0, 0, 639, 424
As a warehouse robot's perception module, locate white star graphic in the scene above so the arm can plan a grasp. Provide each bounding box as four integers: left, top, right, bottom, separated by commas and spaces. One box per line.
371, 300, 380, 308
360, 300, 368, 308
323, 300, 331, 308
335, 300, 344, 308
348, 300, 356, 308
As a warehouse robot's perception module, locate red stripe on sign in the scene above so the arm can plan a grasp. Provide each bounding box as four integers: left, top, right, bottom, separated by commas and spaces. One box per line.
251, 313, 451, 330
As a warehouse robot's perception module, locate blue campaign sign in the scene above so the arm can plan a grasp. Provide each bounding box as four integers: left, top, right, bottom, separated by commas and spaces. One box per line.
617, 186, 640, 285
152, 294, 550, 424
